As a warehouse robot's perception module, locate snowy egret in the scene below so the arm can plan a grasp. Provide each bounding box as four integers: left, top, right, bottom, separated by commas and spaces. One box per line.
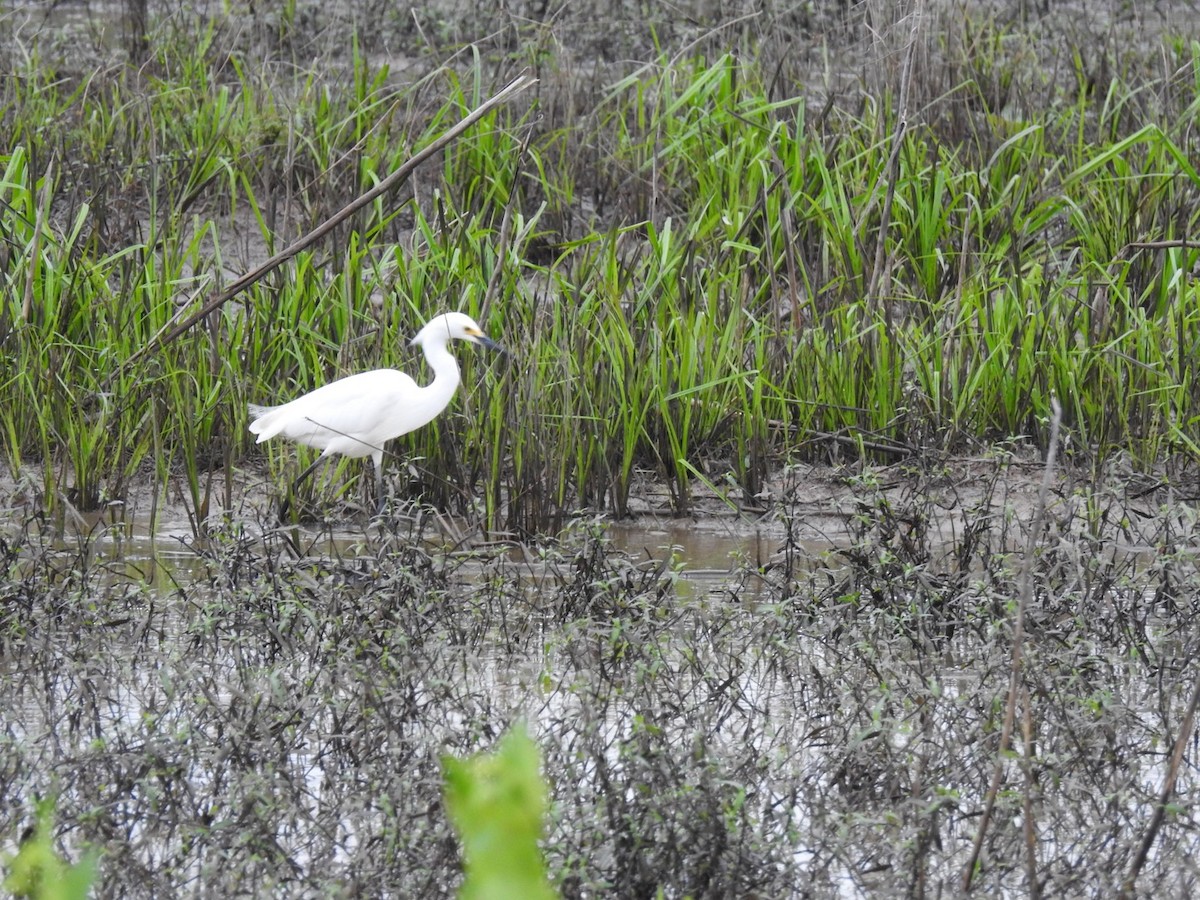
248, 311, 504, 517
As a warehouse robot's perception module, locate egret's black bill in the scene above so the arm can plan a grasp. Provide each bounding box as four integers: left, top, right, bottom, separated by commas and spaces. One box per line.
478, 335, 508, 355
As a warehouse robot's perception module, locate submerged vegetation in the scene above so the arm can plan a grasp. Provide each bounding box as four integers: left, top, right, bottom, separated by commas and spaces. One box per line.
3, 460, 1200, 895
0, 1, 1199, 531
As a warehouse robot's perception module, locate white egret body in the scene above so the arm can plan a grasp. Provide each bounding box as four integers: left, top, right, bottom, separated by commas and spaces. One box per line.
249, 311, 503, 515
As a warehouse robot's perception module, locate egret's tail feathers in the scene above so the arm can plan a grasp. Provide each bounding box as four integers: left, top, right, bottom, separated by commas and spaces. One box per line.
248, 403, 281, 441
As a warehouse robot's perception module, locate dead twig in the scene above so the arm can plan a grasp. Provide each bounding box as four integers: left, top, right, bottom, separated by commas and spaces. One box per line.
1021, 687, 1040, 900
22, 160, 53, 322
479, 123, 535, 320
1121, 239, 1198, 252
863, 10, 919, 307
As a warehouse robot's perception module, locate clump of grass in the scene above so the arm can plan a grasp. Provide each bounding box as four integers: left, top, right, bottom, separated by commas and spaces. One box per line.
4, 797, 97, 900
443, 727, 556, 900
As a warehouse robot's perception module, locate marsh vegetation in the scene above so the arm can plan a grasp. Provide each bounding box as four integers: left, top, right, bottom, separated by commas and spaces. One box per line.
4, 0, 1200, 896
2, 0, 1200, 530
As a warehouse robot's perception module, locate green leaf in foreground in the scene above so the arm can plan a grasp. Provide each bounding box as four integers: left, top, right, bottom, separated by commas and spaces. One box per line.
4, 798, 97, 900
443, 727, 557, 900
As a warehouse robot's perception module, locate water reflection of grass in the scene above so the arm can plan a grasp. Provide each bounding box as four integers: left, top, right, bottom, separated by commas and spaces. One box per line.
4, 470, 1200, 896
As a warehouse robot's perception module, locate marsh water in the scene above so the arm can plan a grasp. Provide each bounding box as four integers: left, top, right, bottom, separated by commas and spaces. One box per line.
6, 462, 1200, 897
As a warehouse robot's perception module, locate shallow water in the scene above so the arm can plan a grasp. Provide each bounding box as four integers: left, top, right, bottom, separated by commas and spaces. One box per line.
35, 500, 823, 584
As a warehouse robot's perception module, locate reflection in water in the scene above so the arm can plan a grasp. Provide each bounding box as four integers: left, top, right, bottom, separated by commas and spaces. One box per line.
35, 504, 829, 585
607, 521, 775, 571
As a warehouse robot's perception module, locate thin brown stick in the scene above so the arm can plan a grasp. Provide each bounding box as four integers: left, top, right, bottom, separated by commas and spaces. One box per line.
865, 117, 909, 304
118, 73, 537, 370
1119, 657, 1200, 898
1122, 239, 1198, 252
771, 421, 913, 458
480, 124, 534, 320
962, 396, 1061, 892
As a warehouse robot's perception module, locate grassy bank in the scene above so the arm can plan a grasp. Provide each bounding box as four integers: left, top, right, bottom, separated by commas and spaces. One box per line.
1, 4, 1199, 533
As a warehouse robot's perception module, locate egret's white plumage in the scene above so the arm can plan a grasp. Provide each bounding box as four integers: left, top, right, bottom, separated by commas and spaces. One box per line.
249, 311, 503, 515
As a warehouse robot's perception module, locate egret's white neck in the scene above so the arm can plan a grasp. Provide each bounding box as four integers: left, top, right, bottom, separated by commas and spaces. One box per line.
419, 338, 462, 409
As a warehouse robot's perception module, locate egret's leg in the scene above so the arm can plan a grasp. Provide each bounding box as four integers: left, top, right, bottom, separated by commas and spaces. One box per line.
372, 450, 386, 516
279, 455, 324, 523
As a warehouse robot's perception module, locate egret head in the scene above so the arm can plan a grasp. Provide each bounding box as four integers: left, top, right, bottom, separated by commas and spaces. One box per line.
412, 312, 504, 353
